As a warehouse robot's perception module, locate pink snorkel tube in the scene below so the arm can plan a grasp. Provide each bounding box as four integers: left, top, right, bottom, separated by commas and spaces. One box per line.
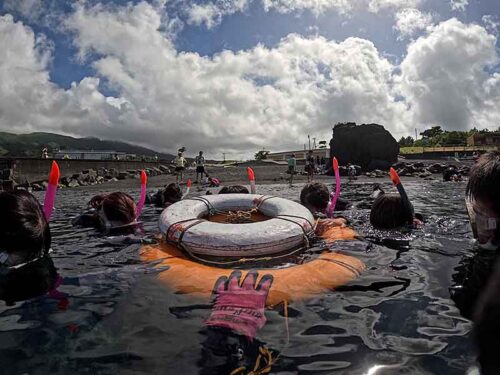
182, 179, 192, 199
135, 170, 147, 219
327, 157, 340, 218
247, 167, 256, 194
43, 161, 60, 221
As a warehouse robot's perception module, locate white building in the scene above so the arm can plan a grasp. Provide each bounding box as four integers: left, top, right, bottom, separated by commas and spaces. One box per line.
53, 150, 127, 160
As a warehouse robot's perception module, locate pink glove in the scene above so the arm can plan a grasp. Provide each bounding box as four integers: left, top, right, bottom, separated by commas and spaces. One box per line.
206, 271, 273, 340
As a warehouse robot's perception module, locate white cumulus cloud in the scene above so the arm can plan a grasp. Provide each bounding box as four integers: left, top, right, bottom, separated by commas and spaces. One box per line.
450, 0, 468, 12
186, 0, 250, 29
0, 2, 499, 158
398, 18, 500, 131
394, 8, 433, 39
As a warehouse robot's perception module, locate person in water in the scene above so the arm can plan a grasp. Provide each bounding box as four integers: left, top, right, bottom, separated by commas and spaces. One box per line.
449, 152, 500, 324
72, 192, 138, 233
219, 185, 249, 194
200, 271, 275, 374
370, 190, 423, 230
146, 183, 183, 208
443, 166, 462, 182
473, 257, 500, 375
465, 151, 500, 251
0, 190, 58, 303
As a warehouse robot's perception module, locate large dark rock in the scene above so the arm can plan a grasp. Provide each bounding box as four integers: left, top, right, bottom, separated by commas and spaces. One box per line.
329, 122, 399, 170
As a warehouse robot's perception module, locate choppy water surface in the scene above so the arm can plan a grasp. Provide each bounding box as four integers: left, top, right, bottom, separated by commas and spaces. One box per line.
0, 181, 478, 374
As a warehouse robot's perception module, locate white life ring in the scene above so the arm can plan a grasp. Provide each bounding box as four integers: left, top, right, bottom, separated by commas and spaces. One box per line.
159, 194, 315, 257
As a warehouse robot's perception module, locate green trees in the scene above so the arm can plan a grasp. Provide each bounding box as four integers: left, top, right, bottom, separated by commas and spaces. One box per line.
255, 150, 270, 160
400, 126, 494, 148
398, 136, 415, 147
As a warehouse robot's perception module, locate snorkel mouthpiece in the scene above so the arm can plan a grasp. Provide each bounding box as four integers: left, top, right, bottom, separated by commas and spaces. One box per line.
247, 167, 256, 194
135, 170, 147, 219
327, 157, 341, 218
43, 161, 60, 221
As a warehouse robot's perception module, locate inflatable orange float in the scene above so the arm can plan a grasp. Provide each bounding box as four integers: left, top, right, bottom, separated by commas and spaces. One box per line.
141, 214, 365, 307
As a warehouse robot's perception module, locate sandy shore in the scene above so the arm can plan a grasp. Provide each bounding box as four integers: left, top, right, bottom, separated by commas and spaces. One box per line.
71, 161, 458, 192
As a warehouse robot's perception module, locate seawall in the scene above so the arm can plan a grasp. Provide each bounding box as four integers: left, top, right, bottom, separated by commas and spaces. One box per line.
0, 158, 165, 185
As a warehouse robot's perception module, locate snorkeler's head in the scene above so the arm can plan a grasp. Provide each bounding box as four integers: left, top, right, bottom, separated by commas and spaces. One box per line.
89, 192, 136, 230
370, 193, 414, 230
466, 151, 500, 249
443, 167, 460, 182
218, 185, 250, 194
163, 183, 183, 206
0, 190, 51, 267
300, 183, 330, 214
467, 151, 500, 215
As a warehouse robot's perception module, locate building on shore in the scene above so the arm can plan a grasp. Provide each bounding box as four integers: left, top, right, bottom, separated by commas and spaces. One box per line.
265, 148, 330, 162
467, 132, 500, 147
53, 150, 127, 160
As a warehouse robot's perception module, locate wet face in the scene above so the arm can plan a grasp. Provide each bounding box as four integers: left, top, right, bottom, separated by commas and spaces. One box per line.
471, 198, 500, 249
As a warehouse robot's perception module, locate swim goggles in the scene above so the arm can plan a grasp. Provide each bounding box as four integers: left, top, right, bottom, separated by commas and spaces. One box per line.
97, 208, 141, 234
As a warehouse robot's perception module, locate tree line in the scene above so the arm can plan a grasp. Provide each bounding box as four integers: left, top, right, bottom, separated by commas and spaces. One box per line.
398, 126, 500, 148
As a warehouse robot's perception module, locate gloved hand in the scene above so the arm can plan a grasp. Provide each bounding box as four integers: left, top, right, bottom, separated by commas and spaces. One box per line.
206, 271, 273, 340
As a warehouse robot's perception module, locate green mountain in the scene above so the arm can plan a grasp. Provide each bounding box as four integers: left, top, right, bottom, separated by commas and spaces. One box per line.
0, 132, 174, 160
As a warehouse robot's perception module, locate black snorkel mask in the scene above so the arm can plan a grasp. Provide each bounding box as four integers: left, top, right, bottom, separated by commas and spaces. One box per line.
0, 248, 53, 271
465, 197, 500, 251
97, 208, 141, 235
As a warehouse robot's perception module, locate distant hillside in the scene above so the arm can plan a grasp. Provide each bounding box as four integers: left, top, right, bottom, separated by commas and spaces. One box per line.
0, 132, 174, 160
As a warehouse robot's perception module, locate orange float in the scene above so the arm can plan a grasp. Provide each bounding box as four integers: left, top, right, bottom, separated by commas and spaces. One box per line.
140, 216, 365, 307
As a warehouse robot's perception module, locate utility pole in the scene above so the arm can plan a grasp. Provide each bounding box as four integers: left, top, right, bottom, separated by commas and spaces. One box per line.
308, 135, 311, 150
222, 153, 226, 163
313, 137, 316, 149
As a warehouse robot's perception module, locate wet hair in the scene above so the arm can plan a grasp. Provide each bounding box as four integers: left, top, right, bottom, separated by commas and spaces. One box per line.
163, 183, 183, 205
89, 192, 136, 226
0, 190, 51, 263
370, 193, 414, 229
466, 151, 500, 214
218, 185, 249, 194
300, 183, 330, 212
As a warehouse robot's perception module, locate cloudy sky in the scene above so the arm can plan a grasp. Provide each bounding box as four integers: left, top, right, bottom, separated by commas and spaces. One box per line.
0, 0, 499, 159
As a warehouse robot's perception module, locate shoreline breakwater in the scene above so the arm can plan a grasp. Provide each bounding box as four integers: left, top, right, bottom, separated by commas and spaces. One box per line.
0, 158, 172, 191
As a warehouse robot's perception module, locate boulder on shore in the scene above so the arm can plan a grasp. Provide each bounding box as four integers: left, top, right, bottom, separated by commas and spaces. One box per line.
329, 122, 399, 170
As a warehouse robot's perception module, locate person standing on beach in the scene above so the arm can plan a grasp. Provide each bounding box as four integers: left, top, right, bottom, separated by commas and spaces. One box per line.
287, 154, 297, 186
174, 152, 187, 183
195, 151, 205, 184
305, 150, 315, 183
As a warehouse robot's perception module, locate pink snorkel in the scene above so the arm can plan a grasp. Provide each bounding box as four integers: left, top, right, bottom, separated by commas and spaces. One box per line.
247, 167, 256, 194
327, 157, 340, 218
43, 161, 60, 221
135, 170, 147, 219
182, 179, 192, 199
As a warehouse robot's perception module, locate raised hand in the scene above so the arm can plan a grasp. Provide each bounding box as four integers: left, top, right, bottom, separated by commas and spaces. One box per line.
205, 270, 273, 340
